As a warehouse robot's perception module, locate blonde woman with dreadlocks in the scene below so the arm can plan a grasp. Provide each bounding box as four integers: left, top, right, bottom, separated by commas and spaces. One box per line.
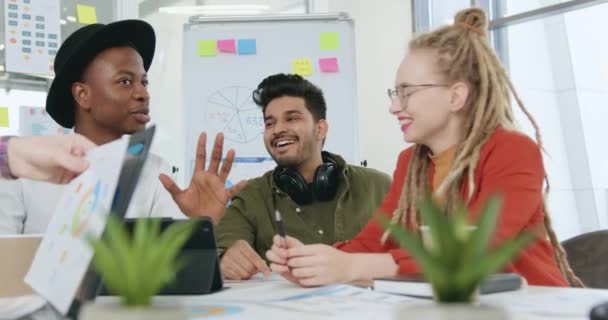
266, 8, 583, 288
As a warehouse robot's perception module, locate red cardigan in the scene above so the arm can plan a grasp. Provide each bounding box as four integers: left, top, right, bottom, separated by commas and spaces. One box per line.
336, 127, 568, 286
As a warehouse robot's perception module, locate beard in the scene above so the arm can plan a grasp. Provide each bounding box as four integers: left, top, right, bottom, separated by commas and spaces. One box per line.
266, 131, 316, 169
274, 154, 303, 168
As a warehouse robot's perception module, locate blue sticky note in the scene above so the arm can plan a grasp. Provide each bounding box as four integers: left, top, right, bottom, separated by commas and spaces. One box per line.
237, 39, 257, 55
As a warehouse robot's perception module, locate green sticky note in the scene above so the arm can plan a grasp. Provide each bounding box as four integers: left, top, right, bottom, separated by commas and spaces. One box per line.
76, 4, 97, 25
320, 32, 339, 50
198, 40, 217, 57
0, 107, 9, 128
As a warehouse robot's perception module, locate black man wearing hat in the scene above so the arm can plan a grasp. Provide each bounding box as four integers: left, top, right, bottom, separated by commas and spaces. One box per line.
0, 20, 246, 234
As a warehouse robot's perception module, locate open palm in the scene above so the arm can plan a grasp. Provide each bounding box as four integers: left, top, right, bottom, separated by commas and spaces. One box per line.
159, 132, 246, 224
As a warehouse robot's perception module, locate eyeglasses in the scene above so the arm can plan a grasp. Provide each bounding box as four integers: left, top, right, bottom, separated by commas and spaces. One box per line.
387, 84, 448, 106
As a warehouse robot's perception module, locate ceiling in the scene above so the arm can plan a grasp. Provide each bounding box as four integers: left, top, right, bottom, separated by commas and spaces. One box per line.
138, 0, 307, 17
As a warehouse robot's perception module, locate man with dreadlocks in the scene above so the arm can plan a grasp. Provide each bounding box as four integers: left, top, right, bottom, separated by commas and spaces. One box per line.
265, 8, 582, 288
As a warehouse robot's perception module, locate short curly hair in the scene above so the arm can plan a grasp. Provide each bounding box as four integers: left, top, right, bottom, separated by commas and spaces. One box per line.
252, 73, 326, 121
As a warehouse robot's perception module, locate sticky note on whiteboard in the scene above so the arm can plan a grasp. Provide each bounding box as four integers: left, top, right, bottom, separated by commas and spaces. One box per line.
320, 32, 339, 50
0, 107, 9, 127
198, 40, 217, 57
319, 58, 339, 73
292, 58, 313, 76
237, 39, 257, 55
76, 4, 97, 24
218, 39, 236, 53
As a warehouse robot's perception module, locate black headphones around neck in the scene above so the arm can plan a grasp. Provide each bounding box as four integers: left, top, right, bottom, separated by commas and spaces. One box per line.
273, 152, 340, 206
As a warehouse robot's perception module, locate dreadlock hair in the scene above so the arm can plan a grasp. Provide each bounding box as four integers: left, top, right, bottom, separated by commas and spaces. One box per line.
380, 7, 584, 287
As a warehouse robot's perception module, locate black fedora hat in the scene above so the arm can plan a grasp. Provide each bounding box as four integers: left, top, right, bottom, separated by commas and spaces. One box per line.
46, 20, 155, 128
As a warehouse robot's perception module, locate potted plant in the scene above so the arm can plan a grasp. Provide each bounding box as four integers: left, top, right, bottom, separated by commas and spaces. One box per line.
79, 216, 197, 320
381, 195, 535, 319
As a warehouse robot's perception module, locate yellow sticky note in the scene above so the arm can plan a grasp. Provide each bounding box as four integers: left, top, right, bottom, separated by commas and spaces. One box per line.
198, 40, 217, 57
292, 58, 313, 76
320, 32, 339, 50
76, 4, 97, 25
0, 107, 9, 128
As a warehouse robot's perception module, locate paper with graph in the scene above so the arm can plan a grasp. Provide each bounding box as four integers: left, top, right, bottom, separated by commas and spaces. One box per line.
25, 137, 127, 314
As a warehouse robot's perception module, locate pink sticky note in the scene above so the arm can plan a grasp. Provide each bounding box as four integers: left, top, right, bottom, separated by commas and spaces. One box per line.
218, 39, 236, 53
319, 58, 339, 73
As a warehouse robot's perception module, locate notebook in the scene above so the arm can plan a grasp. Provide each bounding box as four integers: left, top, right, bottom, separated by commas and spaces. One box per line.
373, 273, 525, 298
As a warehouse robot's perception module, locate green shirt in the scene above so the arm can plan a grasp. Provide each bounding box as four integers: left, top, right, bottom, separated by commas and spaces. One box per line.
216, 152, 391, 259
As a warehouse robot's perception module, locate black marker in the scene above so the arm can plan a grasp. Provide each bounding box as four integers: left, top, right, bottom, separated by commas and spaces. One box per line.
275, 210, 291, 271
275, 210, 287, 247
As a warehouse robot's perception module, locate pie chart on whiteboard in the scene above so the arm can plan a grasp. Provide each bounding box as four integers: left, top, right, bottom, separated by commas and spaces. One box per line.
204, 86, 264, 144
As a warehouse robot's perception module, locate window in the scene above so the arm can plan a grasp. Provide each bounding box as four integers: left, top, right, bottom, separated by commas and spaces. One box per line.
494, 0, 574, 17
413, 0, 472, 31
498, 2, 608, 239
413, 0, 608, 240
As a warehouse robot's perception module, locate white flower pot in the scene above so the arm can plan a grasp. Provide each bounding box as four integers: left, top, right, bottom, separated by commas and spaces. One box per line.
79, 303, 189, 320
399, 303, 509, 320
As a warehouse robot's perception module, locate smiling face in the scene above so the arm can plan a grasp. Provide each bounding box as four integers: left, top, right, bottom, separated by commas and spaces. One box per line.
72, 46, 150, 139
263, 96, 327, 169
389, 49, 455, 145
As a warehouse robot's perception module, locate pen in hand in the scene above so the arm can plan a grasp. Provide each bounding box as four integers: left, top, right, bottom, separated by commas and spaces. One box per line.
275, 210, 290, 270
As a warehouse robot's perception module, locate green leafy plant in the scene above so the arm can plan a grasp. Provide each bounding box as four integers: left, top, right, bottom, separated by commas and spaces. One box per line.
87, 216, 197, 307
380, 195, 536, 303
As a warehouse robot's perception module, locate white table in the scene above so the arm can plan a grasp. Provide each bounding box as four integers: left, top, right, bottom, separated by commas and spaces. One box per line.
20, 276, 608, 319
148, 276, 608, 320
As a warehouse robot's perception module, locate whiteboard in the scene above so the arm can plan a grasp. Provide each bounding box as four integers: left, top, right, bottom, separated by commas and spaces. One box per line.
181, 14, 358, 185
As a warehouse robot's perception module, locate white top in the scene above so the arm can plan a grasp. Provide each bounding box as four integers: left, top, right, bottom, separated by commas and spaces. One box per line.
0, 153, 185, 234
